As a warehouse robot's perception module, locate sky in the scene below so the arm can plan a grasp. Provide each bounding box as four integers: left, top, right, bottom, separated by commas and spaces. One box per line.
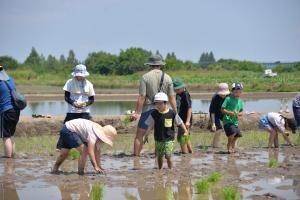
0, 0, 299, 63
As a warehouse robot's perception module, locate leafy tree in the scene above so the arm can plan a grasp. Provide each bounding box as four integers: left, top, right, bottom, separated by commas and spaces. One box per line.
24, 47, 42, 66
85, 51, 118, 75
59, 54, 67, 65
116, 47, 151, 75
46, 54, 59, 72
0, 56, 19, 69
165, 52, 184, 70
67, 50, 78, 66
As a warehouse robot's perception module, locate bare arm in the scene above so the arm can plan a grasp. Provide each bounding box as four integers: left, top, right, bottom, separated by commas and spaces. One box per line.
131, 95, 146, 121
221, 108, 235, 117
169, 95, 178, 113
94, 143, 103, 170
185, 107, 192, 129
88, 143, 104, 173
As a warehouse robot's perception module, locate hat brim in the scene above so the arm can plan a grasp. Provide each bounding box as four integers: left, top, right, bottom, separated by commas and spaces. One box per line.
217, 90, 230, 95
71, 72, 90, 77
92, 124, 114, 146
144, 61, 166, 66
174, 84, 185, 90
0, 71, 9, 81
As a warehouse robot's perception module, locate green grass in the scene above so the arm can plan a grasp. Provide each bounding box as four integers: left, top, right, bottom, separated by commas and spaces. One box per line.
194, 179, 209, 194
223, 186, 240, 200
90, 183, 104, 200
207, 172, 223, 183
9, 68, 300, 92
268, 159, 278, 168
0, 131, 299, 156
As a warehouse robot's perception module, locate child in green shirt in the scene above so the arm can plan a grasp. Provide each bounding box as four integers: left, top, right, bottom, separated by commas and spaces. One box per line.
221, 83, 244, 154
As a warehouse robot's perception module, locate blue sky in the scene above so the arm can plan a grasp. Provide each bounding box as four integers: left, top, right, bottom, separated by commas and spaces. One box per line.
0, 0, 299, 63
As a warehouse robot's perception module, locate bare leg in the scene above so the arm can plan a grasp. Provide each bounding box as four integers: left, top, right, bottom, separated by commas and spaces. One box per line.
157, 156, 163, 169
134, 128, 146, 156
227, 135, 235, 153
232, 137, 238, 152
3, 137, 14, 158
274, 132, 279, 148
266, 128, 276, 148
52, 148, 70, 173
77, 145, 87, 174
180, 144, 188, 154
166, 156, 173, 169
187, 140, 193, 153
212, 129, 222, 148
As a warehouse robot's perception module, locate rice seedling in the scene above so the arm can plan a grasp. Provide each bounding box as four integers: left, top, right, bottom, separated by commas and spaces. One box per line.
68, 149, 80, 160
223, 186, 240, 200
90, 183, 104, 200
207, 172, 223, 183
268, 159, 278, 168
194, 179, 209, 194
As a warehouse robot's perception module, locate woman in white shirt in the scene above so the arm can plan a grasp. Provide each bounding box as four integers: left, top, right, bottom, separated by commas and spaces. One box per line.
51, 118, 117, 174
258, 112, 297, 148
63, 64, 95, 123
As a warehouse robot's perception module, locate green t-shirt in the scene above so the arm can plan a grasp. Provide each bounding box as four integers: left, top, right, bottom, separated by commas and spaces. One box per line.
221, 95, 244, 126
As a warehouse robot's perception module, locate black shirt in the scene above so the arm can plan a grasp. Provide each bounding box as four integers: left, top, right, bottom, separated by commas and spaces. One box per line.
209, 94, 227, 119
176, 89, 192, 123
151, 109, 176, 142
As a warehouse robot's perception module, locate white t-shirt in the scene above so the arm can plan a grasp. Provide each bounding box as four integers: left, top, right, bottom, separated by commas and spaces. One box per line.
65, 118, 98, 145
63, 79, 95, 113
267, 112, 286, 133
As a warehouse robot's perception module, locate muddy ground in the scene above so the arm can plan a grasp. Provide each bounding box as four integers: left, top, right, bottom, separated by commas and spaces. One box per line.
1, 147, 300, 199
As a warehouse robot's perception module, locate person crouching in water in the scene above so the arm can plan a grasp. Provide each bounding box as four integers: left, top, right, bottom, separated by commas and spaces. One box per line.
143, 92, 188, 169
258, 112, 296, 148
209, 83, 230, 148
221, 83, 244, 154
52, 118, 117, 174
173, 79, 193, 153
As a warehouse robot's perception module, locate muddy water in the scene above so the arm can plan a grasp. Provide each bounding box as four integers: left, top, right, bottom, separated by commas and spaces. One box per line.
1, 148, 300, 200
22, 98, 293, 116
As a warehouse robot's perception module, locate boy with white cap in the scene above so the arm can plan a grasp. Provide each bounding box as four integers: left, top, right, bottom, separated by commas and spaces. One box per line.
143, 92, 188, 169
63, 64, 95, 123
209, 83, 230, 148
51, 118, 117, 174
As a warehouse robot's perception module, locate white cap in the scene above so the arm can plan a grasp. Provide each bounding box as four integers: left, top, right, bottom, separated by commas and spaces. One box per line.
154, 92, 168, 102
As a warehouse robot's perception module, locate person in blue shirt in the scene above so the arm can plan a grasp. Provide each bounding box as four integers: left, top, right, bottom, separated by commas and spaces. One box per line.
0, 66, 20, 158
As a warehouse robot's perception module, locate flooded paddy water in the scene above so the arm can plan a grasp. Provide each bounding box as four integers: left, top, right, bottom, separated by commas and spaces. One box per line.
1, 141, 300, 199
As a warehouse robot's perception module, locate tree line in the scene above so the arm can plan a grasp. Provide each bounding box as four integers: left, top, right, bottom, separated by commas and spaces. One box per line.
0, 47, 299, 75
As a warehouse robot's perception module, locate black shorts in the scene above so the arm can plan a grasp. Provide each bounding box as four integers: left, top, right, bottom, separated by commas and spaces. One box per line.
56, 126, 84, 149
0, 108, 20, 138
64, 112, 91, 123
224, 123, 242, 138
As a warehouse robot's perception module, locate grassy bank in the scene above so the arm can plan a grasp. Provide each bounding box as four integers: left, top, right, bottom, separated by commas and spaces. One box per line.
1, 131, 299, 156
8, 69, 300, 92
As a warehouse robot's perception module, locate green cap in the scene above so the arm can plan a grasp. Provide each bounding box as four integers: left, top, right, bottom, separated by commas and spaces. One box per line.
173, 79, 185, 89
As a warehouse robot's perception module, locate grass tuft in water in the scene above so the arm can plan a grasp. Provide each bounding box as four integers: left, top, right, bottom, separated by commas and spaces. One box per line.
268, 159, 278, 168
223, 186, 240, 200
194, 179, 209, 194
68, 149, 80, 160
90, 183, 104, 200
207, 172, 223, 183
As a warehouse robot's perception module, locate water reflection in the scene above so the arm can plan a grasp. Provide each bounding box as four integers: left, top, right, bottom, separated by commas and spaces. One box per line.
0, 159, 19, 200
21, 98, 293, 116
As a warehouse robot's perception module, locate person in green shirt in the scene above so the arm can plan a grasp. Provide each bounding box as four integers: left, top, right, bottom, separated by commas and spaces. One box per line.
221, 83, 244, 154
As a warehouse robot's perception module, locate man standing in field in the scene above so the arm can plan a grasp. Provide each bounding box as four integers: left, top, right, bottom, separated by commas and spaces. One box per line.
130, 54, 177, 156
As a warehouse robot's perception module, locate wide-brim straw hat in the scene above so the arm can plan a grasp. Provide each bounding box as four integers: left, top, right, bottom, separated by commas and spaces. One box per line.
144, 54, 166, 66
92, 123, 117, 146
71, 64, 90, 77
0, 66, 9, 81
217, 83, 230, 95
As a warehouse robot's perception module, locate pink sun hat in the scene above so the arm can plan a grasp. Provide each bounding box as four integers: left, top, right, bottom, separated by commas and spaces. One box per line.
217, 83, 230, 95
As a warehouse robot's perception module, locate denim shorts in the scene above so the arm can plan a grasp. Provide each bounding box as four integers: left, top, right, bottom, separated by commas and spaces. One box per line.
137, 109, 154, 129
258, 115, 273, 130
56, 125, 83, 149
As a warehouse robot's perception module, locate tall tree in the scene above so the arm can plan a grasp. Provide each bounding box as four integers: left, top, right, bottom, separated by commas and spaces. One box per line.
85, 51, 118, 75
67, 50, 78, 66
24, 47, 42, 66
0, 56, 19, 69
